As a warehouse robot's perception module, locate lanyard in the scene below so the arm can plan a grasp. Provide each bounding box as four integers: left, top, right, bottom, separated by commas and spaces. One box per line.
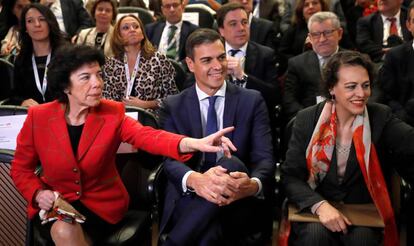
32, 53, 51, 102
123, 52, 141, 98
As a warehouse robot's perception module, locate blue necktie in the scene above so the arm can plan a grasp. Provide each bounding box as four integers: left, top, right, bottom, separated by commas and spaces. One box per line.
203, 96, 218, 170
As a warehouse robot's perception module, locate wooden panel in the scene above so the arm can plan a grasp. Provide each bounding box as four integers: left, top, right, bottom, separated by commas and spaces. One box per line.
0, 162, 27, 246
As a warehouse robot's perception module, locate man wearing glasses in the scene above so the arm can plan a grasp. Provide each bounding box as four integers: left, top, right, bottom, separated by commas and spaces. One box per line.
283, 11, 343, 121
145, 0, 198, 61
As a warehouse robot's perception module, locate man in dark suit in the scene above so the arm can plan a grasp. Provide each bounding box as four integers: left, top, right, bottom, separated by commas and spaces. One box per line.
158, 28, 275, 245
283, 11, 343, 121
145, 0, 198, 61
356, 0, 412, 63
227, 0, 278, 49
217, 3, 280, 152
378, 1, 414, 126
41, 0, 93, 39
216, 3, 279, 95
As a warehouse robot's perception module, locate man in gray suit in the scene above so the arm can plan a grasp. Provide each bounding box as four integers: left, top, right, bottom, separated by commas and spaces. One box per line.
283, 11, 343, 121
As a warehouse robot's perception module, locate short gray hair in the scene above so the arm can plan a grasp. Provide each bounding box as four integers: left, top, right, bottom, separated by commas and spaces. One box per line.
307, 11, 340, 31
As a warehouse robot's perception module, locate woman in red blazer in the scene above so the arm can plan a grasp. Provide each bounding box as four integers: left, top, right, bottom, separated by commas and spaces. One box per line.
10, 45, 235, 245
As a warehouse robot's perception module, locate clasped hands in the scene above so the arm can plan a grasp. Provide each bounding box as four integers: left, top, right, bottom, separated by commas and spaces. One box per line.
186, 166, 259, 206
227, 56, 245, 80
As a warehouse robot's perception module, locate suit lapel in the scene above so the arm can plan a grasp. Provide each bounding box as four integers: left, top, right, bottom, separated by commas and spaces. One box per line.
245, 43, 256, 75
223, 83, 238, 140
153, 22, 165, 48
49, 103, 77, 164
186, 87, 203, 138
374, 13, 384, 44
77, 107, 105, 161
179, 22, 189, 58
60, 0, 70, 34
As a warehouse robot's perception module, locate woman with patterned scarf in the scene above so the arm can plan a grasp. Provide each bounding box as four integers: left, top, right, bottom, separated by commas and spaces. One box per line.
280, 50, 414, 246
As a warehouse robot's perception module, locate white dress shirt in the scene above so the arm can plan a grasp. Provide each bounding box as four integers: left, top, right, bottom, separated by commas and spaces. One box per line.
381, 10, 402, 45
159, 20, 183, 56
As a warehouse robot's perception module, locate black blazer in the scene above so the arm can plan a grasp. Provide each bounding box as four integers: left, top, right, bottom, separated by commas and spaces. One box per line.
61, 0, 93, 38
356, 9, 412, 62
250, 17, 276, 49
282, 50, 322, 120
145, 20, 199, 61
282, 102, 414, 211
378, 41, 414, 125
245, 41, 280, 111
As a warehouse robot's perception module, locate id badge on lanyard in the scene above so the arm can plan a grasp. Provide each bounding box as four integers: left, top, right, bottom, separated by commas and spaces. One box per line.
32, 53, 51, 102
124, 52, 141, 98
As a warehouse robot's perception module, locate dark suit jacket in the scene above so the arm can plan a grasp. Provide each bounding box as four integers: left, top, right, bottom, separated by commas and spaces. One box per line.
282, 50, 322, 120
356, 9, 412, 62
250, 17, 277, 49
10, 100, 191, 222
145, 20, 199, 61
378, 41, 414, 125
282, 102, 414, 211
61, 0, 93, 38
158, 82, 275, 233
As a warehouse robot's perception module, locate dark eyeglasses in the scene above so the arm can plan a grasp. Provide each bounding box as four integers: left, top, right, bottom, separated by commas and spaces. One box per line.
308, 29, 337, 39
162, 3, 181, 9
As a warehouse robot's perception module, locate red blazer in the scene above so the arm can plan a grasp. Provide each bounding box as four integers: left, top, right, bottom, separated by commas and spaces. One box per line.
11, 99, 191, 223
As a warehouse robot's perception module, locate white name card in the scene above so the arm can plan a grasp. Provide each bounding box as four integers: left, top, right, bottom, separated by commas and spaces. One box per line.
0, 114, 27, 150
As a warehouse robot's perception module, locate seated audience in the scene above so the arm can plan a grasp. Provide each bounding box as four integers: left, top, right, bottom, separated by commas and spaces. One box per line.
279, 0, 328, 61
39, 0, 93, 40
119, 0, 163, 20
377, 1, 414, 126
283, 11, 342, 121
1, 0, 31, 58
145, 0, 198, 61
228, 0, 279, 49
103, 14, 179, 111
11, 44, 236, 245
217, 2, 280, 144
281, 50, 414, 246
76, 0, 116, 57
9, 3, 65, 107
158, 28, 275, 245
356, 0, 412, 63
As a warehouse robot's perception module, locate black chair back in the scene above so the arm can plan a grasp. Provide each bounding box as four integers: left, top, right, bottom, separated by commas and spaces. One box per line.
0, 58, 14, 102
117, 6, 154, 26
0, 149, 29, 245
168, 59, 187, 91
184, 4, 215, 28
0, 105, 28, 116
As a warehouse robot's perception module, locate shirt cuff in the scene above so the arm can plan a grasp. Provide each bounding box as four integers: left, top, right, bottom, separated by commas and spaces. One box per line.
251, 177, 263, 197
182, 170, 195, 193
311, 200, 327, 215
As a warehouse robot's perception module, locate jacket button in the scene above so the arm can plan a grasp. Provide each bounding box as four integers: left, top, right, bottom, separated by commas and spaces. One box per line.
73, 168, 78, 172
76, 191, 81, 196
75, 180, 80, 184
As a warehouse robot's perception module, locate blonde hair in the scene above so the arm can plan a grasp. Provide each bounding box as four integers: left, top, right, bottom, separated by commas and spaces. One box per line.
111, 14, 155, 59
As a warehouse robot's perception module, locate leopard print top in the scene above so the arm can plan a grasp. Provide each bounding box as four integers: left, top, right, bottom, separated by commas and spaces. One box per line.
102, 51, 178, 102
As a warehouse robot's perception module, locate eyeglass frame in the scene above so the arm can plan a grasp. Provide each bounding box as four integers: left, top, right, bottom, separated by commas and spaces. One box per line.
161, 2, 182, 9
308, 29, 339, 39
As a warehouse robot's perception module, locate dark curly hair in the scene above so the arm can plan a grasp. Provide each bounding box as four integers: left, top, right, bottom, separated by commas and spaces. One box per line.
321, 50, 374, 99
47, 45, 105, 103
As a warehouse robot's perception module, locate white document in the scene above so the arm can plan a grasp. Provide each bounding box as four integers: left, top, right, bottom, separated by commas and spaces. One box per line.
0, 114, 27, 150
117, 112, 139, 153
182, 12, 199, 26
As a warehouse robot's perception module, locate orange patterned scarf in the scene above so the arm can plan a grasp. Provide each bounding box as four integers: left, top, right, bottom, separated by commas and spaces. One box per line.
306, 101, 398, 245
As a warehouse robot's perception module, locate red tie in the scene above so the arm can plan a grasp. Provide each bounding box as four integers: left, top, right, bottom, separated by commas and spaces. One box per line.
387, 17, 398, 36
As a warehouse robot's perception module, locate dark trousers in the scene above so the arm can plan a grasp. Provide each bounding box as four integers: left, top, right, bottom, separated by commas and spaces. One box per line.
290, 222, 383, 246
162, 157, 271, 246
